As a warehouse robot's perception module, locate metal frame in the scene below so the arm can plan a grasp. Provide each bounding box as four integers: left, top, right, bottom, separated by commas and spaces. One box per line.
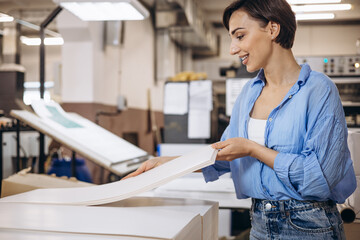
0, 121, 34, 197
38, 6, 63, 175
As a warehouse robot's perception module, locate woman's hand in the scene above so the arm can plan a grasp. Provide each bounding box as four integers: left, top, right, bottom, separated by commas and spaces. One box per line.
121, 156, 177, 180
212, 137, 254, 161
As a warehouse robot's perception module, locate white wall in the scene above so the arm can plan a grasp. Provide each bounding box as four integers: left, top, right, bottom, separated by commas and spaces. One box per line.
206, 24, 360, 61
119, 19, 155, 109
55, 10, 179, 111
193, 24, 360, 80
57, 10, 103, 103
293, 25, 360, 56
20, 44, 61, 83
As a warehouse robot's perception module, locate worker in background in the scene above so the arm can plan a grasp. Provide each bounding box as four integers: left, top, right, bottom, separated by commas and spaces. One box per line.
123, 0, 356, 239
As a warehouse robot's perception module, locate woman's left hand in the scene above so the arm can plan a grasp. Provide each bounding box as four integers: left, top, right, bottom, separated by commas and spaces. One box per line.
212, 137, 254, 161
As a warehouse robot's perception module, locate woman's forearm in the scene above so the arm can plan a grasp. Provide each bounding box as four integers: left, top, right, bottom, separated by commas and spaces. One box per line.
248, 141, 278, 169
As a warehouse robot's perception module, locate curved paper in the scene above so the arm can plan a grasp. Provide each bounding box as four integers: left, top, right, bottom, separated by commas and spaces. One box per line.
0, 146, 217, 206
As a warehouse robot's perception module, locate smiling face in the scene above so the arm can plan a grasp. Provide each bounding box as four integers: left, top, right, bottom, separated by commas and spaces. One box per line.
229, 9, 273, 73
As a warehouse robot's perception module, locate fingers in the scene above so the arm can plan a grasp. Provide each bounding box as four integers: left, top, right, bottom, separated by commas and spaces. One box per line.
121, 163, 147, 180
121, 156, 175, 180
211, 140, 228, 150
216, 152, 230, 161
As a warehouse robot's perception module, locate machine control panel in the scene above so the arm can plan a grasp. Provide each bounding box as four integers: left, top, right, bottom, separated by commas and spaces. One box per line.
295, 56, 360, 127
296, 55, 360, 77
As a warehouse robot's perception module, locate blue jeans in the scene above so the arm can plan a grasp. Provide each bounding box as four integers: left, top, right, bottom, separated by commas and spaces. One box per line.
250, 198, 345, 240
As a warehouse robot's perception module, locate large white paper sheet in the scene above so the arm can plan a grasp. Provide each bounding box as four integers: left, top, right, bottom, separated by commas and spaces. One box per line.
0, 229, 147, 240
13, 100, 149, 168
0, 203, 202, 240
226, 78, 250, 116
155, 177, 235, 193
0, 145, 217, 205
158, 143, 207, 156
163, 82, 189, 115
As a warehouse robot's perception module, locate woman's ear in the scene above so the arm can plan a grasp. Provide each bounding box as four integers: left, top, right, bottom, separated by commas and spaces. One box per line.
269, 21, 280, 40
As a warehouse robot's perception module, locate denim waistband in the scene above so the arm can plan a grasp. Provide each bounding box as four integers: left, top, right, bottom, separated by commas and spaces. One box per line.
251, 198, 336, 213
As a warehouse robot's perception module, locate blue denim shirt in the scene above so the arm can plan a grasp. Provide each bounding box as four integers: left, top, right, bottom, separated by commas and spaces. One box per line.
202, 64, 356, 203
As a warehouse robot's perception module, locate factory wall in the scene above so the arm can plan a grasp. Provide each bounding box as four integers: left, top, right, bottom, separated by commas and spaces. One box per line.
20, 44, 61, 83
293, 24, 360, 56
213, 24, 360, 62
56, 12, 177, 160
19, 21, 360, 161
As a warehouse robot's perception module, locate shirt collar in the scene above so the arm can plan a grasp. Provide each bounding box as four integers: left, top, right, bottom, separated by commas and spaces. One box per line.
251, 69, 266, 87
250, 63, 312, 88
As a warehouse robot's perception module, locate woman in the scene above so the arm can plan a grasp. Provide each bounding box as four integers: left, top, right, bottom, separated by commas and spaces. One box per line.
124, 0, 356, 239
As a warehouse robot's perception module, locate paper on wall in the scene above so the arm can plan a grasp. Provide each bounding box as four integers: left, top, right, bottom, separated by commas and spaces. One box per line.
189, 80, 212, 111
226, 78, 250, 116
0, 145, 217, 205
188, 109, 211, 139
187, 80, 212, 139
163, 82, 188, 115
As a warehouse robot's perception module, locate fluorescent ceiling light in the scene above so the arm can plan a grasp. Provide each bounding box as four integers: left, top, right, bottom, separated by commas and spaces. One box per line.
296, 13, 335, 20
53, 0, 149, 21
0, 13, 14, 22
24, 81, 54, 89
20, 36, 64, 46
288, 0, 341, 4
292, 4, 351, 12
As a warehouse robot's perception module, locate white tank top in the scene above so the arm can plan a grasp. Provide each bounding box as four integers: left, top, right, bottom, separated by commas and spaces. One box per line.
248, 117, 267, 146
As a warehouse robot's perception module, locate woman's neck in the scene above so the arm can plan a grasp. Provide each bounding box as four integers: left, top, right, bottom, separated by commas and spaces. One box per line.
263, 48, 301, 88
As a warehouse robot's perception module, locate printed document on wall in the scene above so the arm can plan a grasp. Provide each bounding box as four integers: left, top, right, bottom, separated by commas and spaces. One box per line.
189, 80, 212, 111
188, 109, 211, 139
164, 82, 188, 115
226, 78, 250, 116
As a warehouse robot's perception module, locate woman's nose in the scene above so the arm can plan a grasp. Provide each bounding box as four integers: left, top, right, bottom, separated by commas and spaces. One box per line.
230, 44, 240, 55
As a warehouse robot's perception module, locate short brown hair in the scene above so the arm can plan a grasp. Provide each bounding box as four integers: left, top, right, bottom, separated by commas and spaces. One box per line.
223, 0, 296, 49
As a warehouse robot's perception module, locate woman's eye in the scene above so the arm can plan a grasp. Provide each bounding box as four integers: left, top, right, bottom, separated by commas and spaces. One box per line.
237, 35, 244, 40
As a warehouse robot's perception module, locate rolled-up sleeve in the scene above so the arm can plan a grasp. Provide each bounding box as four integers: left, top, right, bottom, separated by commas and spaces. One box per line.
274, 114, 354, 200
202, 160, 231, 182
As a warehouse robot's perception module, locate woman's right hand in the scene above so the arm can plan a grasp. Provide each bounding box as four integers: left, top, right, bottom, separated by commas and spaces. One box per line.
121, 156, 177, 180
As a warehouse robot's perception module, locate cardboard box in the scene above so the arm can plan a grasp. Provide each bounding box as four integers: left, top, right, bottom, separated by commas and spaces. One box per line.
1, 168, 92, 198
344, 220, 360, 240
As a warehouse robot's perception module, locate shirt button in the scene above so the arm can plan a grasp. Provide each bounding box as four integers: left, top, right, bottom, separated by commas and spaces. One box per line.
265, 203, 272, 210
289, 95, 292, 99
269, 118, 273, 122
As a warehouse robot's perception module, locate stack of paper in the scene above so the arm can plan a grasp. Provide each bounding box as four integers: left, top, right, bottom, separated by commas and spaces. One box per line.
0, 145, 217, 205
100, 196, 219, 240
0, 229, 142, 240
0, 202, 202, 240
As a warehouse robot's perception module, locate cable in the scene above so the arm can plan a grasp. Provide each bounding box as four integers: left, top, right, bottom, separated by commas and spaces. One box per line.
95, 110, 121, 125
12, 135, 27, 158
